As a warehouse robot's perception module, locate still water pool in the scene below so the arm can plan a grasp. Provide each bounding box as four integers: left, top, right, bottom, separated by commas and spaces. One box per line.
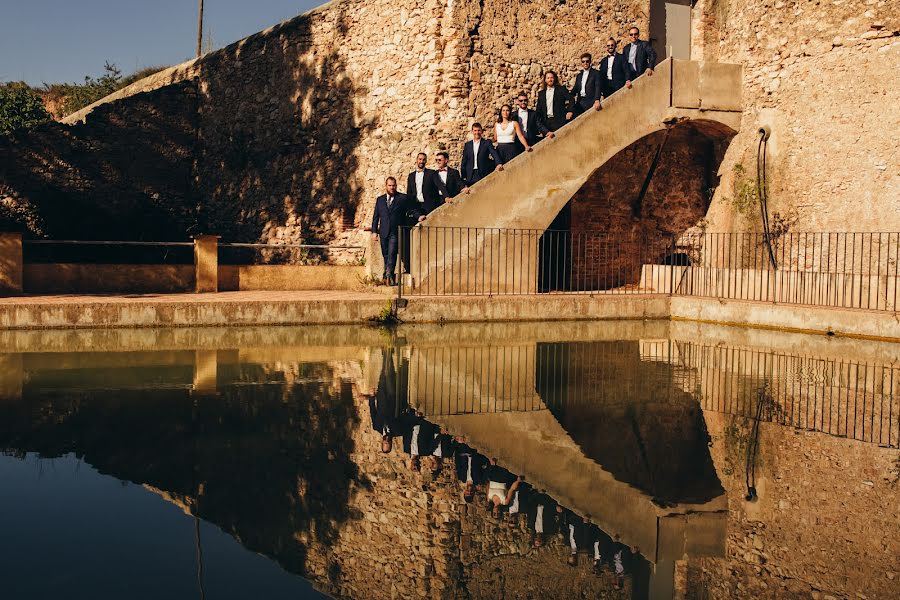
1, 321, 898, 599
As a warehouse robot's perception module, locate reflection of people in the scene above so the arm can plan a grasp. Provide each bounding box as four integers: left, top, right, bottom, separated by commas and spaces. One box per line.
427, 428, 453, 475
454, 440, 487, 502
561, 509, 592, 566
368, 347, 406, 453
525, 491, 559, 547
401, 411, 433, 471
485, 459, 522, 518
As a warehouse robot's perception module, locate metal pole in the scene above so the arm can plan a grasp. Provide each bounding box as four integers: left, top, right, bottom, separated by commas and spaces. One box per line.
197, 0, 204, 57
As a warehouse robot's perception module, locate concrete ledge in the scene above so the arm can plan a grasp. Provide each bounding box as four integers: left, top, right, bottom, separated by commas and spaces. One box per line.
670, 296, 900, 341
401, 294, 671, 323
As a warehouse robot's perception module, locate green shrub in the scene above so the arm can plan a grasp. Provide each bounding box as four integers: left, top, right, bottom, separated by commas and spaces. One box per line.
0, 82, 51, 135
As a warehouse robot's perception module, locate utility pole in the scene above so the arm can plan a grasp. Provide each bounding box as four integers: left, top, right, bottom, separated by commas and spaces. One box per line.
197, 0, 204, 58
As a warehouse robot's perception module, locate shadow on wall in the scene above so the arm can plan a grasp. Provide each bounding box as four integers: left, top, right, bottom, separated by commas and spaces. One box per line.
545, 120, 733, 291
0, 82, 201, 241
0, 10, 371, 255
0, 360, 363, 587
195, 11, 372, 251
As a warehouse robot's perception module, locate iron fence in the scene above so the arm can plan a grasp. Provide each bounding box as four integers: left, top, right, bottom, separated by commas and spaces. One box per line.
403, 338, 899, 448
398, 227, 899, 311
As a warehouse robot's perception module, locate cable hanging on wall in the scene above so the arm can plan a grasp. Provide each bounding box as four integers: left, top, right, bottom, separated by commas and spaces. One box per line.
756, 126, 778, 270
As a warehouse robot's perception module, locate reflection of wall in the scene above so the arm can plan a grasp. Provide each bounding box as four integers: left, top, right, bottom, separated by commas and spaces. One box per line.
687, 415, 900, 599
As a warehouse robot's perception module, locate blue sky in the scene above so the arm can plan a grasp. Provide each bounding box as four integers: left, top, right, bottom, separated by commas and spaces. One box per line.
1, 0, 323, 86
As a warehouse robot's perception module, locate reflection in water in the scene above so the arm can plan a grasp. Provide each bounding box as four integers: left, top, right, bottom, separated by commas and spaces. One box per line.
0, 323, 897, 599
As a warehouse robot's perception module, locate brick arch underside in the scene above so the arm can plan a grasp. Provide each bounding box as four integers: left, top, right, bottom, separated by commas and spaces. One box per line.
556, 120, 733, 291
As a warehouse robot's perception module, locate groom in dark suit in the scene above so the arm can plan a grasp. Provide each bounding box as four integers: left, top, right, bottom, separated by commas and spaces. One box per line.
598, 38, 632, 98
371, 177, 423, 285
460, 123, 504, 186
433, 152, 466, 200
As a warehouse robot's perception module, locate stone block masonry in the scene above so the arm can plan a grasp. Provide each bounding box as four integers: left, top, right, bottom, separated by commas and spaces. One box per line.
1, 0, 651, 249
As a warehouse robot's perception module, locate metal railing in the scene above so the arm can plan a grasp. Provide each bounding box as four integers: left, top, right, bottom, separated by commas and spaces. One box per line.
218, 242, 366, 266
23, 239, 194, 264
403, 338, 899, 448
398, 227, 899, 311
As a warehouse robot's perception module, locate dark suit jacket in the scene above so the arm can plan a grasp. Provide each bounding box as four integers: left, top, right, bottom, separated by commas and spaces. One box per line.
622, 40, 657, 80
434, 167, 465, 199
454, 444, 488, 483
569, 68, 602, 111
536, 86, 575, 132
524, 492, 559, 535
371, 192, 421, 239
598, 53, 631, 97
406, 169, 442, 214
460, 139, 502, 185
514, 108, 548, 146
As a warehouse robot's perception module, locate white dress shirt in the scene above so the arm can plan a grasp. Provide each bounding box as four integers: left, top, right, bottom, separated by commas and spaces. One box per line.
580, 68, 590, 97
628, 44, 638, 71
471, 139, 480, 170
607, 55, 615, 79
414, 170, 425, 202
545, 87, 555, 118
517, 108, 529, 132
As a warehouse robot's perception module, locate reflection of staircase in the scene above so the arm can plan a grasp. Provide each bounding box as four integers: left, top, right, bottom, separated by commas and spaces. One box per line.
406, 336, 727, 564
424, 59, 742, 232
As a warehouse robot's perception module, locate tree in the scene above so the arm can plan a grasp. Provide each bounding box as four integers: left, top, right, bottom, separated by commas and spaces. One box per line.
54, 62, 123, 116
0, 82, 51, 135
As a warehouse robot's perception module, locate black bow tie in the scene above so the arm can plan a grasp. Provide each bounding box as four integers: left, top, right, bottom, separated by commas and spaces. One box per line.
439, 168, 448, 172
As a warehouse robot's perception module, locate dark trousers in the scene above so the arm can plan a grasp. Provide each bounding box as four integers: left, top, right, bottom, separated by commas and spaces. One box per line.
467, 169, 487, 185
399, 227, 412, 273
380, 234, 398, 278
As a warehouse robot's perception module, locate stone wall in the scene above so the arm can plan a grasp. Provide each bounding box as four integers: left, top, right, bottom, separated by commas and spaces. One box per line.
693, 0, 900, 234
0, 0, 653, 249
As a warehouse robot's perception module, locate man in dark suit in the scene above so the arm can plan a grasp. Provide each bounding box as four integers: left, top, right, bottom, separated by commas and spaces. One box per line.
371, 176, 423, 285
514, 92, 552, 146
460, 122, 503, 186
536, 70, 574, 132
406, 152, 442, 214
622, 26, 657, 81
433, 151, 466, 201
368, 346, 406, 453
598, 38, 632, 98
569, 53, 603, 115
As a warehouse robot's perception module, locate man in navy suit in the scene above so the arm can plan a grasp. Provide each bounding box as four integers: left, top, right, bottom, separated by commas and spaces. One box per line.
460, 123, 504, 186
433, 151, 466, 201
569, 53, 603, 115
514, 92, 552, 146
598, 38, 632, 98
371, 177, 423, 285
622, 26, 657, 81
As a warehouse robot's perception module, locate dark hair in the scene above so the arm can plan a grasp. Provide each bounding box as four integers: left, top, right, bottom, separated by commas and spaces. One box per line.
580, 52, 592, 61
629, 26, 640, 33
607, 37, 617, 44
471, 122, 483, 130
498, 104, 513, 122
544, 70, 558, 87
416, 152, 427, 159
385, 176, 396, 184
436, 151, 449, 160
516, 91, 528, 99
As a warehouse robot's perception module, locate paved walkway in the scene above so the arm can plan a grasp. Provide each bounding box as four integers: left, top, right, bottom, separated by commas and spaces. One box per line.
0, 289, 393, 306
